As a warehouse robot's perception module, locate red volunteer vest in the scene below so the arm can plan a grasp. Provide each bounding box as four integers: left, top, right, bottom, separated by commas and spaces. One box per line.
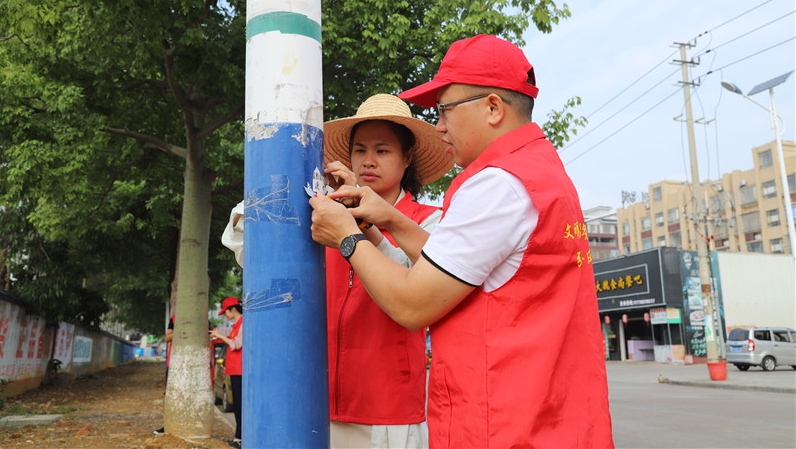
224, 316, 242, 376
326, 194, 436, 425
428, 123, 614, 448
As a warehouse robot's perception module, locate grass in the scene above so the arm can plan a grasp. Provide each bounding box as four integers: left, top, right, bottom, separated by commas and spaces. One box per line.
0, 401, 79, 418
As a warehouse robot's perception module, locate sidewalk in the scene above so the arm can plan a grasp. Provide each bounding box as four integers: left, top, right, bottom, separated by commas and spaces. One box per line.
606, 360, 796, 393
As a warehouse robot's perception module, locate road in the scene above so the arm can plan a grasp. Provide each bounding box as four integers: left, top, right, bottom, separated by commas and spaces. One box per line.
216, 362, 796, 448
607, 362, 796, 448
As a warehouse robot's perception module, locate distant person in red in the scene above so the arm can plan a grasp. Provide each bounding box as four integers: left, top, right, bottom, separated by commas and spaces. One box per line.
210, 297, 243, 449
165, 314, 175, 378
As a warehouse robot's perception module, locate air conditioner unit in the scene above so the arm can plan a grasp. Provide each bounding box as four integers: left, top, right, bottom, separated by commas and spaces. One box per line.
644, 204, 650, 210
739, 180, 747, 187
717, 185, 724, 192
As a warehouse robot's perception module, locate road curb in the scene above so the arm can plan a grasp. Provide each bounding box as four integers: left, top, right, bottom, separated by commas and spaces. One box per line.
660, 377, 796, 394
214, 405, 235, 430
0, 414, 62, 428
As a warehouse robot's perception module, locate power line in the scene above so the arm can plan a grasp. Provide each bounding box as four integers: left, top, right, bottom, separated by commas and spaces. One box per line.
563, 89, 681, 166
559, 67, 679, 154
693, 0, 778, 38
575, 0, 786, 140
561, 2, 793, 166
695, 10, 795, 58
696, 37, 796, 80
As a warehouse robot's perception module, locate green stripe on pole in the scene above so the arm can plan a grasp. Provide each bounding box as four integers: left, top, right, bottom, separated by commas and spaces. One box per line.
247, 12, 321, 43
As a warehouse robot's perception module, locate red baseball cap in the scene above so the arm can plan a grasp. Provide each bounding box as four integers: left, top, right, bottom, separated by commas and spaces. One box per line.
218, 296, 241, 316
399, 34, 539, 108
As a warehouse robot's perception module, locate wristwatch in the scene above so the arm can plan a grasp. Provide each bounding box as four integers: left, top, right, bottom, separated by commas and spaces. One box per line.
340, 233, 368, 260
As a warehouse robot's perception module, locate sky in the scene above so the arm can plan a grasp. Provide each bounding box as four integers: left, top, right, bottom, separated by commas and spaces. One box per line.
521, 0, 795, 211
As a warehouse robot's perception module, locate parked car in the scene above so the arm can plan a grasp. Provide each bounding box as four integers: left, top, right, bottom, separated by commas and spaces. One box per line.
726, 327, 796, 371
213, 343, 234, 412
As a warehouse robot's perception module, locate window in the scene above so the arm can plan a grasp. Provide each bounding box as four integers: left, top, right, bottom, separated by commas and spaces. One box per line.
667, 208, 679, 223
652, 186, 662, 201
623, 244, 631, 254
622, 222, 630, 235
771, 238, 783, 253
669, 232, 682, 247
747, 241, 764, 253
767, 209, 781, 227
758, 149, 773, 168
655, 212, 664, 227
741, 212, 761, 232
642, 238, 653, 250
657, 237, 666, 247
714, 220, 728, 238
641, 217, 651, 230
739, 185, 756, 205
708, 194, 725, 212
789, 174, 795, 194
773, 330, 790, 342
753, 330, 771, 341
762, 180, 777, 199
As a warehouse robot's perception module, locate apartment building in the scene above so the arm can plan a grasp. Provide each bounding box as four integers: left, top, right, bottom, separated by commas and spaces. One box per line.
617, 140, 795, 255
584, 206, 619, 261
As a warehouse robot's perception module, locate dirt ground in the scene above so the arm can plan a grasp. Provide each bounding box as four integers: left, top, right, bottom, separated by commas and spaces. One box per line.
0, 360, 235, 449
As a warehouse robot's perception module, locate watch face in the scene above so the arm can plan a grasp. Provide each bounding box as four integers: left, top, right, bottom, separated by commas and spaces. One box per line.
341, 237, 356, 259
340, 234, 365, 259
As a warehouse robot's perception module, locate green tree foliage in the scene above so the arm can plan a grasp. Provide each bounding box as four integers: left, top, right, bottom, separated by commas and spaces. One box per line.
0, 0, 581, 439
323, 0, 572, 119
0, 0, 246, 437
322, 0, 585, 198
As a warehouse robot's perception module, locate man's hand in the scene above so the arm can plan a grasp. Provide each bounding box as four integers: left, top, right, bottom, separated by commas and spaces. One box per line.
309, 193, 361, 248
328, 186, 401, 230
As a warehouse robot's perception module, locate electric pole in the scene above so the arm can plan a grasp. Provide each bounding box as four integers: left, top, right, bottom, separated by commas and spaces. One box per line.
244, 1, 329, 446
675, 42, 723, 377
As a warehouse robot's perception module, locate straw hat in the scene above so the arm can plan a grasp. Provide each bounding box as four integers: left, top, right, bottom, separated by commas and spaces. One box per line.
324, 94, 453, 185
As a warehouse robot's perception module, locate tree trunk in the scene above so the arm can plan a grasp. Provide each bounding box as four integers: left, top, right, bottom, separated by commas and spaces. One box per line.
164, 137, 214, 438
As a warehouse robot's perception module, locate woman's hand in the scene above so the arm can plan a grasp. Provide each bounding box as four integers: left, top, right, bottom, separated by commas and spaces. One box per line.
324, 161, 357, 189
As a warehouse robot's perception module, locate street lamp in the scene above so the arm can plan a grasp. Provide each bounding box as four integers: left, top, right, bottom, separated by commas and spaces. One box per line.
721, 71, 795, 260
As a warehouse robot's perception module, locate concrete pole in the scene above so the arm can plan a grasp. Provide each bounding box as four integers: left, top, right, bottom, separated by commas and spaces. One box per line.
767, 89, 796, 259
244, 2, 328, 447
677, 43, 720, 367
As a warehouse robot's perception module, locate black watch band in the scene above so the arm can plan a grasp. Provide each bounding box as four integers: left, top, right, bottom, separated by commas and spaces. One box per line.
340, 233, 368, 260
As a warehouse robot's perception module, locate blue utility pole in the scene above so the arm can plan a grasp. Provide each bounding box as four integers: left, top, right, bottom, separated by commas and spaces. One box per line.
243, 2, 328, 447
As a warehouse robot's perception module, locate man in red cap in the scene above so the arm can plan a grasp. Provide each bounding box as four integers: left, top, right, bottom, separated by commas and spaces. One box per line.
210, 296, 243, 448
310, 34, 613, 448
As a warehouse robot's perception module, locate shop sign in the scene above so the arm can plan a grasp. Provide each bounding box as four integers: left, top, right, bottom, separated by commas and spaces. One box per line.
650, 308, 668, 324
595, 264, 650, 299
650, 307, 682, 324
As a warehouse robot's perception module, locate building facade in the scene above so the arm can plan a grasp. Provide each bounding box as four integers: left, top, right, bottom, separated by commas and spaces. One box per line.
584, 206, 619, 261
617, 140, 796, 255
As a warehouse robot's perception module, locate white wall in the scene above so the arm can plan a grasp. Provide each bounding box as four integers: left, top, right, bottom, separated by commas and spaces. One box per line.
715, 252, 795, 329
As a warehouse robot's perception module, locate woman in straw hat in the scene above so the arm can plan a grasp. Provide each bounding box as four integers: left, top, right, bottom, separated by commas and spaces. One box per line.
322, 94, 452, 449
221, 94, 451, 448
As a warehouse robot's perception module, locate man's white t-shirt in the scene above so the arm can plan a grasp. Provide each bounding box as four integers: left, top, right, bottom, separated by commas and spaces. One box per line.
422, 167, 538, 292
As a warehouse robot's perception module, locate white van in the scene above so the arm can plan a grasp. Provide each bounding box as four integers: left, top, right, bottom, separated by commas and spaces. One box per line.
726, 327, 796, 371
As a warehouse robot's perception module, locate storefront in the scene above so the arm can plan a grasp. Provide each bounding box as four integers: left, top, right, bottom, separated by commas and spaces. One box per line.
593, 247, 723, 363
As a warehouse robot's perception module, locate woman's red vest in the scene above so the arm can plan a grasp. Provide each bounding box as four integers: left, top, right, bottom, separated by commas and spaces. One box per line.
224, 316, 242, 376
326, 194, 436, 425
428, 123, 614, 448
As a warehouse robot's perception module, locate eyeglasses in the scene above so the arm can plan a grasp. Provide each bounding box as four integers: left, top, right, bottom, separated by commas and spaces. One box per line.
436, 93, 490, 117
436, 93, 512, 117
